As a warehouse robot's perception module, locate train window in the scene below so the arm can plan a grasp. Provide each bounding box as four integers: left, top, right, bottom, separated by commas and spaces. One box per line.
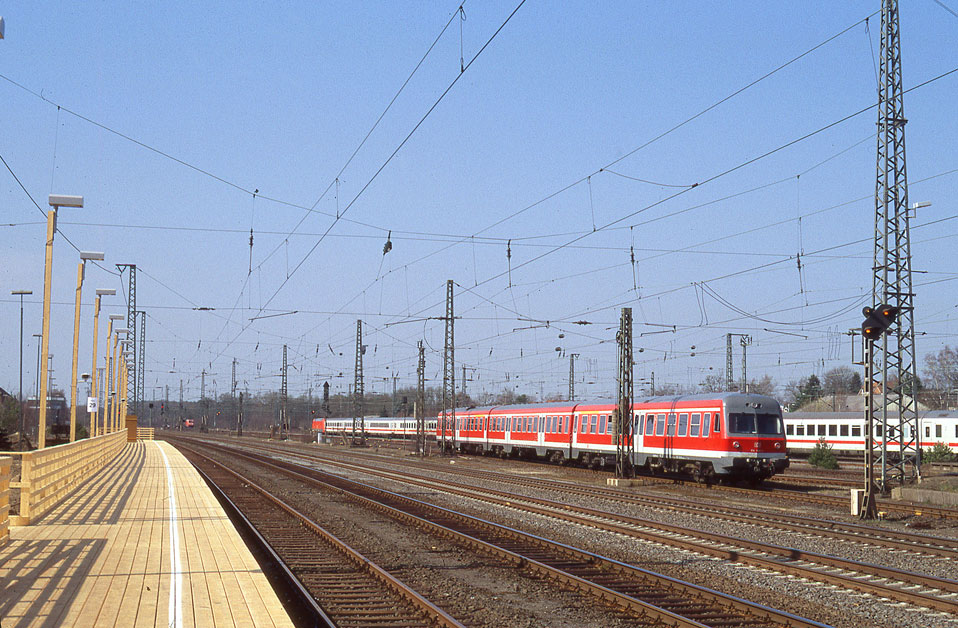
936, 424, 943, 438
786, 424, 793, 436
690, 413, 701, 437
590, 415, 598, 434
701, 413, 710, 435
829, 425, 837, 437
926, 426, 931, 438
678, 413, 689, 437
876, 424, 883, 437
840, 425, 849, 437
667, 413, 676, 436
635, 414, 643, 435
713, 414, 722, 434
553, 416, 559, 432
580, 416, 587, 434
955, 424, 958, 438
599, 415, 607, 434
646, 415, 655, 435
655, 414, 666, 436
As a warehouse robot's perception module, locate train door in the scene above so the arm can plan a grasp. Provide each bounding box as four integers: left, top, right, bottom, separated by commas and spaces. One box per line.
664, 412, 677, 464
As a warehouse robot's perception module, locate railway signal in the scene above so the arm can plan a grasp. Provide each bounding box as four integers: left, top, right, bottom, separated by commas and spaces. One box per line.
861, 304, 899, 340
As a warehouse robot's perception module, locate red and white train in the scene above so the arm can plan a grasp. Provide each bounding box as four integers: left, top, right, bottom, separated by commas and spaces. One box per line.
314, 393, 789, 483
784, 410, 958, 455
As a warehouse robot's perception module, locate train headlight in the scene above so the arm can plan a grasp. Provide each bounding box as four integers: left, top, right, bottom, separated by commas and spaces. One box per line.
732, 441, 740, 449
774, 442, 782, 450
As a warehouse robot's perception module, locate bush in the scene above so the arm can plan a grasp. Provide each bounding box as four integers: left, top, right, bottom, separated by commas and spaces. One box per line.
923, 442, 957, 463
808, 437, 839, 469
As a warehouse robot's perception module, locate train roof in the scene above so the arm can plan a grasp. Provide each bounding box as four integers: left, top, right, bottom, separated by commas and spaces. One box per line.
786, 409, 958, 420
447, 392, 780, 415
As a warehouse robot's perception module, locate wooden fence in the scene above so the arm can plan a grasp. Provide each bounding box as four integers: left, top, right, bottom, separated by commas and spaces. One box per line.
6, 430, 126, 526
136, 427, 155, 440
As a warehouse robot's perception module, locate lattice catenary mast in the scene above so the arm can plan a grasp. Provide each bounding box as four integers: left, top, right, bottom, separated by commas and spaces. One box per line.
615, 308, 634, 478
416, 340, 426, 456
442, 280, 456, 454
869, 0, 920, 491
352, 320, 365, 446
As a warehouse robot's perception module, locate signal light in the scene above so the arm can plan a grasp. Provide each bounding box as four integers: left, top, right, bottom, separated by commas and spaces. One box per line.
862, 304, 900, 340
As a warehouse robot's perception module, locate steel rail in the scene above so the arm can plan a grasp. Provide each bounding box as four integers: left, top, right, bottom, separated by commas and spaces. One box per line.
180, 444, 465, 628
171, 436, 829, 628
219, 436, 958, 558
232, 440, 958, 614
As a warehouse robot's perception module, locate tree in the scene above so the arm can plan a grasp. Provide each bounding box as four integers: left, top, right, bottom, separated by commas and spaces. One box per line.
924, 346, 958, 391
784, 373, 824, 411
823, 366, 862, 395
808, 437, 839, 469
699, 374, 725, 393
653, 382, 690, 396
747, 374, 776, 396
0, 396, 19, 449
923, 442, 957, 463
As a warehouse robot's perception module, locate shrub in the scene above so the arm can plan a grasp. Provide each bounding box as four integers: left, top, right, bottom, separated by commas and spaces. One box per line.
808, 437, 839, 469
923, 442, 957, 463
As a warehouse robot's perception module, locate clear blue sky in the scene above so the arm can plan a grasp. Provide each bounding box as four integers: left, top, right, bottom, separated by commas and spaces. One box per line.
1, 1, 956, 407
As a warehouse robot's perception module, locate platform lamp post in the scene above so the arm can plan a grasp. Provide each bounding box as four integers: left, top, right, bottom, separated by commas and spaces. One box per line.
104, 315, 124, 434
69, 251, 104, 442
11, 290, 33, 450
37, 194, 84, 448
90, 289, 116, 437
111, 325, 129, 433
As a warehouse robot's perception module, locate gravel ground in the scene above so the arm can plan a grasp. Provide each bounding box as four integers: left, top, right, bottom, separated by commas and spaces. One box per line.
196, 446, 648, 628
185, 437, 958, 628
290, 443, 958, 628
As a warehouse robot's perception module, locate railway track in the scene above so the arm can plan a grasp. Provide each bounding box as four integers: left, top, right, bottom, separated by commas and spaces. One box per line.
179, 444, 464, 628
171, 435, 829, 628
231, 431, 956, 518
203, 437, 958, 617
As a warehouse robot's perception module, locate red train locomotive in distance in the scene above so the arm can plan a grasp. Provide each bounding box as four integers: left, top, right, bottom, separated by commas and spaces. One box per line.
439, 393, 788, 483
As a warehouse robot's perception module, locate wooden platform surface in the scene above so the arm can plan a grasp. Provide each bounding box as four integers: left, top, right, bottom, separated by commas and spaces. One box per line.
0, 441, 295, 627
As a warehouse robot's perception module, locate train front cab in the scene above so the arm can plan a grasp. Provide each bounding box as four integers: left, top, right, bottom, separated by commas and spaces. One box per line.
719, 395, 789, 482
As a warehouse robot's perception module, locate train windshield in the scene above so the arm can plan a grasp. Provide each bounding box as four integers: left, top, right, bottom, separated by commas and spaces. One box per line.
727, 412, 783, 435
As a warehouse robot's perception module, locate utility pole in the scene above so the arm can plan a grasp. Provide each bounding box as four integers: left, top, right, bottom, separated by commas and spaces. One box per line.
323, 381, 330, 417
237, 391, 244, 437
741, 335, 751, 393
615, 308, 634, 478
441, 280, 456, 454
391, 373, 399, 415
231, 358, 237, 434
352, 320, 365, 446
281, 344, 289, 439
569, 353, 579, 401
726, 334, 733, 392
726, 333, 751, 392
201, 369, 207, 431
869, 0, 921, 492
416, 340, 426, 456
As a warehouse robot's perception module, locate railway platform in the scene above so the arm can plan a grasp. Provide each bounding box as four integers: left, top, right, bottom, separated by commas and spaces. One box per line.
0, 440, 294, 627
